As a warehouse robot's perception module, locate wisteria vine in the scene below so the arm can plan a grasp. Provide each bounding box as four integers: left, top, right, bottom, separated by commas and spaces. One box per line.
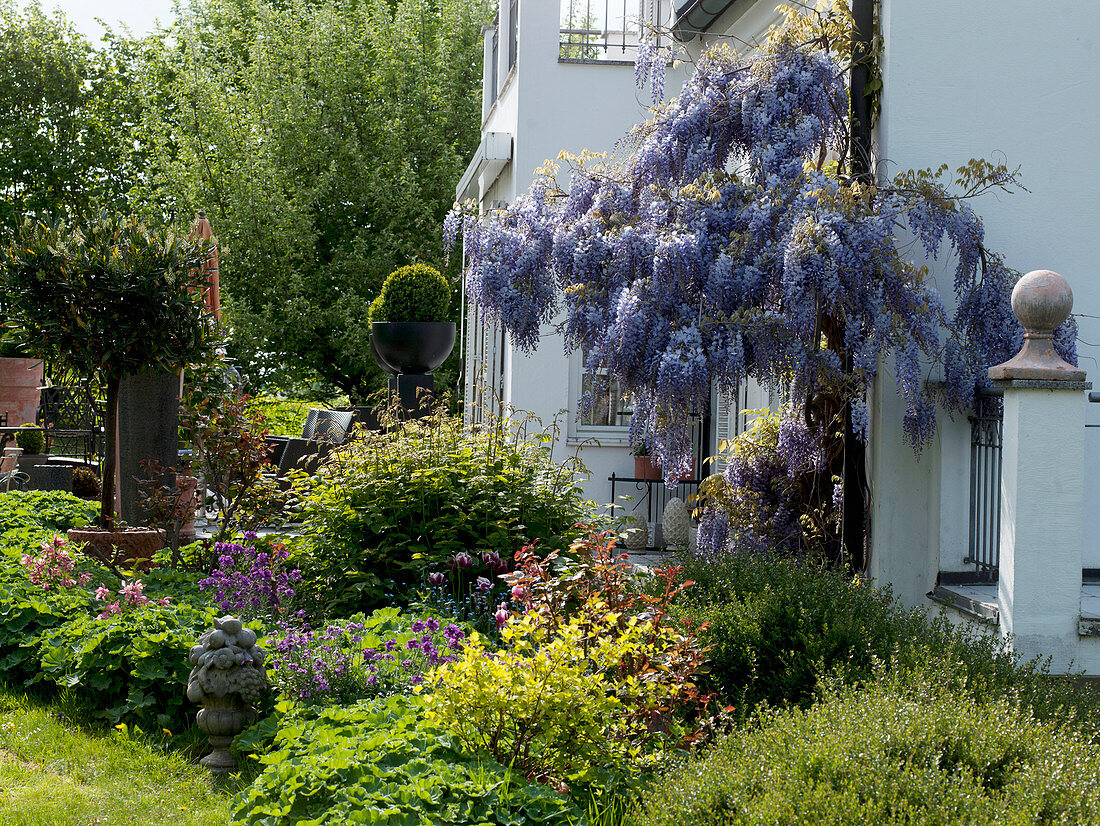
445, 11, 1075, 487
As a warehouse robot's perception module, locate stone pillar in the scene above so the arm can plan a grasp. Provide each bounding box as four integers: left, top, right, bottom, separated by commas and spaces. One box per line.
989, 270, 1088, 670
118, 369, 181, 525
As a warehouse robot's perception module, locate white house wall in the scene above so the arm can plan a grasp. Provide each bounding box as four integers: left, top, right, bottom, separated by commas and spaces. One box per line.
875, 0, 1100, 603
472, 0, 693, 507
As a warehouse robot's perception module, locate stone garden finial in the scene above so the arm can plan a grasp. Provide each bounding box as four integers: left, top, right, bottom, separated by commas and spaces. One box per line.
187, 615, 269, 774
988, 269, 1084, 382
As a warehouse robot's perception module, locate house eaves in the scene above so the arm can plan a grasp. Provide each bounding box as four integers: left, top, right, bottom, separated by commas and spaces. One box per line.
672, 0, 741, 41
455, 132, 512, 203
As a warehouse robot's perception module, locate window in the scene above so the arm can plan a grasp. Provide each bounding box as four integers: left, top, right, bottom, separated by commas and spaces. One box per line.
508, 0, 518, 70
580, 369, 632, 428
559, 0, 672, 62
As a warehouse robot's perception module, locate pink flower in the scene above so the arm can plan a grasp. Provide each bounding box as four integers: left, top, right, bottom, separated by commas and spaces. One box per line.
96, 602, 121, 620
494, 603, 510, 631
453, 552, 474, 570
475, 576, 492, 593
78, 573, 93, 586
157, 597, 171, 606
94, 585, 111, 601
511, 584, 528, 602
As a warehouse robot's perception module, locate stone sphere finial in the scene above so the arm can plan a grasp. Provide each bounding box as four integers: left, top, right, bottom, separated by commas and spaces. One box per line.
1011, 269, 1073, 336
989, 269, 1084, 382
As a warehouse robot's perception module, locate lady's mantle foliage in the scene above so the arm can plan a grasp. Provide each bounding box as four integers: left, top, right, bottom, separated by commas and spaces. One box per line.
447, 17, 1075, 480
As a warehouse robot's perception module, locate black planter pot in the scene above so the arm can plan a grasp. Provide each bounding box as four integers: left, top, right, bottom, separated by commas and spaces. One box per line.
370, 322, 456, 375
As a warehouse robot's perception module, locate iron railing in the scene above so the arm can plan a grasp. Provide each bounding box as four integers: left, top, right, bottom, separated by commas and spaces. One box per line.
967, 390, 1003, 574
559, 0, 668, 61
609, 473, 701, 536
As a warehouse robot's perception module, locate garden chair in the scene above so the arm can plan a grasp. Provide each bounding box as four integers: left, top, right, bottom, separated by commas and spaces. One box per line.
268, 408, 355, 483
0, 450, 27, 492
36, 384, 103, 468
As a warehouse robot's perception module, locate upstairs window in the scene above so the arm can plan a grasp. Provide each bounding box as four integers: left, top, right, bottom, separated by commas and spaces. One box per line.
560, 0, 671, 62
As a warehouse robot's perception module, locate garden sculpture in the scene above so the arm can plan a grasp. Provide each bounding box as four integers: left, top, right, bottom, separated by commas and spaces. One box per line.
187, 615, 269, 773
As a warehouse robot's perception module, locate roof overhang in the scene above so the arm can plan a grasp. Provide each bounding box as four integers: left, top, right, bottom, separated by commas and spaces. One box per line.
672, 0, 740, 41
455, 132, 512, 203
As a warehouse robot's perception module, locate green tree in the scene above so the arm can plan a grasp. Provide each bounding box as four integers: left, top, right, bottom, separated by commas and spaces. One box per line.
0, 1, 139, 230
136, 0, 490, 400
1, 214, 215, 529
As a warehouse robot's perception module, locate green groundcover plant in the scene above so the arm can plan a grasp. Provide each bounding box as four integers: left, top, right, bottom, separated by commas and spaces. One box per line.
629, 663, 1100, 825
231, 694, 588, 826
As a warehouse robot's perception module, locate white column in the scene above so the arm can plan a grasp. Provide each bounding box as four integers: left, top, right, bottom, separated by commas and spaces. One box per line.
998, 382, 1085, 668
990, 270, 1088, 670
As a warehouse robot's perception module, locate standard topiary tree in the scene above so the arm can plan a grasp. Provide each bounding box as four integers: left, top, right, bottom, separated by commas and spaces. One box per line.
368, 263, 451, 323
0, 213, 215, 530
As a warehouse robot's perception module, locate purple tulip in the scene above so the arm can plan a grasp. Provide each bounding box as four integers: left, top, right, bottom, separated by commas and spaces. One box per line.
427, 571, 445, 586
453, 551, 474, 569
494, 603, 510, 631
475, 576, 492, 593
511, 583, 528, 602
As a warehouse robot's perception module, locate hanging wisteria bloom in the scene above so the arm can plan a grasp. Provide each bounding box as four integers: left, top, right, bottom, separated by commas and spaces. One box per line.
446, 9, 1075, 495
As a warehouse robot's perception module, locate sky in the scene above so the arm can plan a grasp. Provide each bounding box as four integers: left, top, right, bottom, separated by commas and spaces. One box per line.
20, 0, 178, 39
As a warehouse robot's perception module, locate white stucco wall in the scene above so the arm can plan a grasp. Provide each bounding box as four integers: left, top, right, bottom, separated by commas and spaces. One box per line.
874, 0, 1100, 603
471, 0, 694, 506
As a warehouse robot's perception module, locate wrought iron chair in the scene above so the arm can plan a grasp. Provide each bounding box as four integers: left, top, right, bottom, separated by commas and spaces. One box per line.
36, 385, 103, 467
0, 450, 27, 492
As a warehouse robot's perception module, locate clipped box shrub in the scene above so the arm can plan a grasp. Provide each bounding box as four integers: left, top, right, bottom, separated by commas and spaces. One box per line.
630, 667, 1100, 825
367, 263, 451, 324
293, 407, 591, 614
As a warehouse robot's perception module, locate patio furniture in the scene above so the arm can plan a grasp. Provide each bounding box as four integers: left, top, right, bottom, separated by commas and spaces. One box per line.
268, 408, 355, 482
36, 385, 103, 468
0, 449, 27, 492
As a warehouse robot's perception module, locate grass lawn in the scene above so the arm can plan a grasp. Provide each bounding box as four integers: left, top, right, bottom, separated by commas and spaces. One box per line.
0, 693, 240, 826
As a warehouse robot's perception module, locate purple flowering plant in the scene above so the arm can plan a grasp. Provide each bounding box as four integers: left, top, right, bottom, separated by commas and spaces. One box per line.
265, 607, 467, 705
446, 6, 1078, 561
198, 532, 302, 621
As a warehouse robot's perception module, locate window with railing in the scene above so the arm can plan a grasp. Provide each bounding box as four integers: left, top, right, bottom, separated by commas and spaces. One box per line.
559, 0, 671, 62
490, 26, 499, 102
508, 0, 518, 70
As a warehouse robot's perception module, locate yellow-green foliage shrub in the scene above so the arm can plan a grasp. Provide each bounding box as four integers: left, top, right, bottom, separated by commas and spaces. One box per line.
423, 609, 687, 785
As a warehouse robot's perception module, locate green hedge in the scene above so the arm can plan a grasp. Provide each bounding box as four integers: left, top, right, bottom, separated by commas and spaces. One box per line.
672, 550, 1066, 720
294, 409, 592, 614
630, 666, 1100, 825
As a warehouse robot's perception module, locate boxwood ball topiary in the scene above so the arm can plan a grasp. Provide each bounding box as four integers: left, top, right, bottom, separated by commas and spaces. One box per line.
15, 424, 44, 455
369, 264, 451, 324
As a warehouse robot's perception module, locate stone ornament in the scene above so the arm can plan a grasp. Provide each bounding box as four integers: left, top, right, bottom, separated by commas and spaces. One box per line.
988, 269, 1085, 382
618, 514, 649, 550
187, 615, 269, 773
662, 497, 691, 550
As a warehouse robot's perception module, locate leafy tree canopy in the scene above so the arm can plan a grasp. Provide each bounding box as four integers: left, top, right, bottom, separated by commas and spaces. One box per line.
132, 0, 490, 399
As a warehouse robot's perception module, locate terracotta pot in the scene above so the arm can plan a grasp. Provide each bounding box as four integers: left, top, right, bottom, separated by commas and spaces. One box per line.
176, 475, 200, 540
66, 526, 164, 570
0, 358, 44, 428
634, 455, 661, 480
